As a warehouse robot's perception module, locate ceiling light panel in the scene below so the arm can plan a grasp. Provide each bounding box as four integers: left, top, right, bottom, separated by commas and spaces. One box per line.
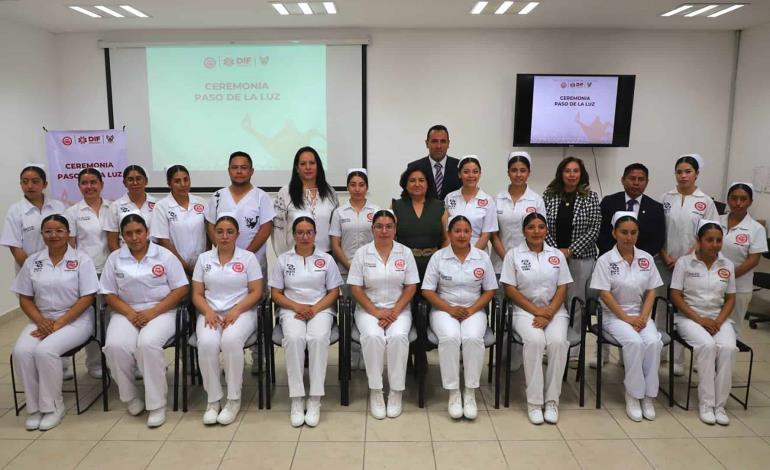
661, 3, 747, 18
469, 1, 541, 15
270, 2, 338, 15
68, 4, 150, 18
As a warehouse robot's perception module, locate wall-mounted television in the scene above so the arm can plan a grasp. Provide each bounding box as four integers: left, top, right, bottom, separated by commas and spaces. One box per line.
513, 74, 636, 147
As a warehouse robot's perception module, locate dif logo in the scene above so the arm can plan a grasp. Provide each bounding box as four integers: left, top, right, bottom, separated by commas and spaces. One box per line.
566, 81, 593, 89
77, 136, 102, 144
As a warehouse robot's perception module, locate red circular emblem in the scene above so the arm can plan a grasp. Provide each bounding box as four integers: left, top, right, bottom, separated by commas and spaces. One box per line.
526, 206, 537, 213
394, 259, 406, 269
193, 203, 204, 213
203, 57, 216, 69
62, 136, 73, 146
548, 256, 560, 265
314, 258, 326, 269
638, 258, 650, 269
147, 202, 156, 210
66, 260, 78, 270
232, 262, 244, 273
151, 264, 165, 277
473, 267, 485, 279
718, 268, 730, 279
694, 201, 707, 212
477, 199, 489, 208
366, 212, 374, 221
735, 233, 749, 244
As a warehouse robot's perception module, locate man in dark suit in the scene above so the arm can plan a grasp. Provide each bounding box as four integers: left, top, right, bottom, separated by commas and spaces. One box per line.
406, 125, 461, 200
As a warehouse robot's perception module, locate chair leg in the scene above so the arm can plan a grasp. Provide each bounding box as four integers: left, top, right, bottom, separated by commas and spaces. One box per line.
101, 349, 109, 411
487, 344, 494, 384
595, 340, 602, 409
182, 346, 189, 413
10, 355, 23, 416
578, 343, 585, 407
684, 351, 694, 411
72, 356, 82, 415
504, 337, 513, 408
173, 340, 180, 412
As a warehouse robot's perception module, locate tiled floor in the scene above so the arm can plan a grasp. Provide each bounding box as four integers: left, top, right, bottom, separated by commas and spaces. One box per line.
1, 313, 770, 469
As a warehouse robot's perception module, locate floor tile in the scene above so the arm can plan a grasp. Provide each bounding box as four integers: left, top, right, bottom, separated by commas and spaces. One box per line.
670, 407, 757, 437
39, 410, 123, 440
291, 442, 364, 470
607, 407, 691, 439
299, 411, 366, 441
146, 440, 229, 470
698, 436, 770, 470
219, 441, 296, 470
428, 410, 497, 441
633, 438, 722, 470
364, 441, 435, 470
168, 409, 242, 441
0, 439, 32, 468
731, 405, 770, 435
488, 409, 563, 440
0, 408, 43, 440
567, 439, 652, 469
102, 411, 184, 441
233, 411, 301, 441
433, 441, 507, 470
499, 440, 580, 469
365, 411, 431, 441
557, 408, 626, 440
75, 440, 162, 470
5, 439, 96, 470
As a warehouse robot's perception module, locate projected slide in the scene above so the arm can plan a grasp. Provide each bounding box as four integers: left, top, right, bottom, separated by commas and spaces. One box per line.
146, 45, 327, 172
530, 76, 618, 145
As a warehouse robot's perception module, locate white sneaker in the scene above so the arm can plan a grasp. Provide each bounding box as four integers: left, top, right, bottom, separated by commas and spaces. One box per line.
714, 407, 730, 426
39, 405, 65, 431
641, 397, 656, 421
25, 412, 42, 431
448, 389, 463, 419
203, 402, 220, 425
386, 390, 402, 418
147, 407, 166, 428
290, 398, 305, 427
699, 405, 716, 425
305, 397, 321, 427
463, 387, 478, 420
544, 401, 559, 424
62, 363, 74, 381
217, 399, 240, 425
625, 392, 643, 422
672, 363, 685, 377
127, 398, 145, 416
528, 404, 544, 425
370, 389, 386, 420
88, 368, 103, 380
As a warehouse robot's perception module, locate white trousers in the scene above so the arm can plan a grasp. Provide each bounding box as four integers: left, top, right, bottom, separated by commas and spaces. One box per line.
355, 308, 411, 391
567, 258, 594, 358
602, 316, 662, 399
430, 310, 487, 390
103, 311, 176, 410
514, 314, 569, 405
731, 292, 752, 337
280, 309, 333, 398
13, 320, 93, 414
196, 310, 257, 403
676, 317, 736, 408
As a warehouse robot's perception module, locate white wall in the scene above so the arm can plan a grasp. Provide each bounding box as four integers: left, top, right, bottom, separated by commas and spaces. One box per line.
729, 22, 770, 223
0, 20, 60, 315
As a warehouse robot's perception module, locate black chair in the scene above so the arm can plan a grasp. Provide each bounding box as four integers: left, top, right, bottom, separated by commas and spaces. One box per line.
261, 298, 347, 409
156, 303, 187, 412
412, 297, 503, 409
182, 299, 268, 412
747, 239, 770, 329
11, 299, 110, 415
503, 297, 585, 408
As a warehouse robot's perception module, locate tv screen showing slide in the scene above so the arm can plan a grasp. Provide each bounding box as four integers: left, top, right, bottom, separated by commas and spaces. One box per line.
513, 74, 635, 147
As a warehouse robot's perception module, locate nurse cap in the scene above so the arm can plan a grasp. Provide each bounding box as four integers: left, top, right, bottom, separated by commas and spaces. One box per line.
696, 219, 721, 234
727, 181, 754, 195
508, 151, 531, 165
346, 168, 367, 176
215, 211, 237, 223
119, 209, 144, 224
611, 211, 637, 227
458, 154, 480, 167
679, 153, 704, 171
24, 162, 46, 171
164, 163, 187, 172
292, 211, 315, 224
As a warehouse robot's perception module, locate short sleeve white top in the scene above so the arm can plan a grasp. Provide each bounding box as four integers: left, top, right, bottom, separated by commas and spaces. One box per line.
12, 246, 99, 328
99, 242, 189, 312
151, 194, 208, 266
268, 247, 343, 309
492, 186, 546, 273
192, 247, 262, 313
102, 194, 157, 245
670, 253, 737, 320
590, 246, 663, 318
444, 188, 499, 245
660, 188, 719, 260
347, 241, 420, 310
1, 197, 67, 258
329, 200, 380, 274
421, 246, 498, 309
64, 198, 112, 273
719, 213, 768, 293
500, 242, 572, 319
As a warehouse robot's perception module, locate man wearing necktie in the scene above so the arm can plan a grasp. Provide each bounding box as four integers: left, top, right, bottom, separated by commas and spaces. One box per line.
406, 125, 461, 201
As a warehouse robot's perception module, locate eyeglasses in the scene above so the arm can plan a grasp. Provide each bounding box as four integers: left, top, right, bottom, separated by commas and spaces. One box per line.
373, 224, 395, 231
295, 230, 316, 238
42, 229, 68, 237
215, 229, 237, 236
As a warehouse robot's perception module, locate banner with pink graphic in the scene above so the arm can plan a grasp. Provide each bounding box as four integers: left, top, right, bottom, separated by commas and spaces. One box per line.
45, 129, 128, 206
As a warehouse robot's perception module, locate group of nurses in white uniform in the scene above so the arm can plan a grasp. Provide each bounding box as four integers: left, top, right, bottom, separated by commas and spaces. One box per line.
443, 156, 498, 250
348, 210, 418, 419
103, 165, 157, 252
500, 212, 572, 425
269, 214, 343, 427
422, 215, 498, 420
591, 212, 664, 422
12, 214, 99, 431
101, 212, 189, 428
671, 220, 738, 425
192, 214, 263, 425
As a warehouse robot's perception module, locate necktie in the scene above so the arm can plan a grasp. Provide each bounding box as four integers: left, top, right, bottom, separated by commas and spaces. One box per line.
626, 199, 638, 212
434, 162, 444, 197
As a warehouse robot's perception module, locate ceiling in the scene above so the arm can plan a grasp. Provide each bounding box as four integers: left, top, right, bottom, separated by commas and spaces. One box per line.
1, 0, 769, 33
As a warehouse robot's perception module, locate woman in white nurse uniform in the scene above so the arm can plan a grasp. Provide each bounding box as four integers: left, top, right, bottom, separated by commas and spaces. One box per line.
500, 212, 572, 425
422, 215, 497, 420
192, 214, 263, 425
348, 210, 418, 419
444, 156, 498, 250
719, 182, 767, 335
590, 211, 663, 422
671, 220, 737, 426
151, 165, 208, 275
101, 213, 189, 428
12, 214, 98, 431
103, 165, 157, 252
269, 214, 343, 428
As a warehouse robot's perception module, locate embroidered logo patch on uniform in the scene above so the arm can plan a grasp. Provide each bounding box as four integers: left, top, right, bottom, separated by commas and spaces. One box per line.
366, 212, 374, 221
314, 259, 326, 269
66, 260, 79, 270
548, 256, 560, 265
694, 201, 706, 212
152, 264, 165, 277
526, 206, 537, 213
638, 258, 650, 269
394, 259, 406, 269
718, 268, 730, 279
473, 267, 485, 279
232, 262, 244, 273
147, 202, 156, 210
193, 204, 205, 213
477, 199, 488, 208
736, 233, 749, 244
